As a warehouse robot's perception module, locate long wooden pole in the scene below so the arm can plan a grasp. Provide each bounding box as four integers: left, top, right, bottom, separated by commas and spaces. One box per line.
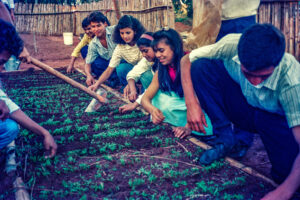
112, 0, 122, 20
31, 57, 107, 103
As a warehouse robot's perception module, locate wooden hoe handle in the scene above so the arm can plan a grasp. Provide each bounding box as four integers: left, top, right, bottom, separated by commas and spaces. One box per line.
30, 57, 107, 103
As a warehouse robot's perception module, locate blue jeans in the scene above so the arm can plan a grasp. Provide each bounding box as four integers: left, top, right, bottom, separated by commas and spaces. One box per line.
0, 119, 19, 150
140, 70, 153, 91
216, 15, 256, 41
115, 62, 134, 87
191, 58, 299, 183
81, 46, 118, 80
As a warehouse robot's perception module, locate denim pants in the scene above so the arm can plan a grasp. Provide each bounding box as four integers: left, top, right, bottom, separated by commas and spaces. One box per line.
0, 119, 19, 150
140, 70, 153, 90
80, 46, 117, 80
191, 58, 299, 183
216, 15, 256, 41
115, 62, 134, 87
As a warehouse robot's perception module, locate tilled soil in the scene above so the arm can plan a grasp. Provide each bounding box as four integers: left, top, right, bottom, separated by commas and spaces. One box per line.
0, 69, 282, 200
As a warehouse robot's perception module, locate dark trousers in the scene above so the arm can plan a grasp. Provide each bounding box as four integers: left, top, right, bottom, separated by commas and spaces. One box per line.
216, 15, 256, 41
80, 46, 117, 80
191, 58, 299, 183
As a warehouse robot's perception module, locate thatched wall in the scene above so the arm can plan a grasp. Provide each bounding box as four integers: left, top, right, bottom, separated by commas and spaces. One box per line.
14, 0, 175, 36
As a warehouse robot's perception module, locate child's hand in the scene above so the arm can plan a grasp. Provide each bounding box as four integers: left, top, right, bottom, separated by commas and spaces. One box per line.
18, 47, 31, 64
129, 92, 138, 102
123, 85, 130, 99
119, 102, 139, 113
88, 83, 98, 92
66, 64, 75, 73
43, 131, 57, 158
172, 126, 191, 139
151, 108, 165, 124
86, 75, 95, 86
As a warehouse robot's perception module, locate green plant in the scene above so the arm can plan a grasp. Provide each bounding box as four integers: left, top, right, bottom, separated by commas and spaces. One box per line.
128, 178, 145, 190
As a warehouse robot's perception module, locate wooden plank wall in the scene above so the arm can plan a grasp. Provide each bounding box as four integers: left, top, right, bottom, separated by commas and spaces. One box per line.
14, 0, 175, 36
14, 3, 73, 35
258, 0, 299, 60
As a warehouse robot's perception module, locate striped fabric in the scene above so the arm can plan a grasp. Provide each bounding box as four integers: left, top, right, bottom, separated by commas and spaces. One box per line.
108, 43, 143, 69
126, 57, 153, 82
189, 34, 300, 128
86, 25, 116, 64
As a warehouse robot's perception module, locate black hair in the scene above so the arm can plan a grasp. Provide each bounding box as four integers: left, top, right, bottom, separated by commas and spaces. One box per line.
112, 15, 146, 44
238, 23, 285, 71
137, 32, 153, 47
0, 19, 23, 58
88, 11, 110, 26
152, 28, 184, 97
81, 17, 90, 29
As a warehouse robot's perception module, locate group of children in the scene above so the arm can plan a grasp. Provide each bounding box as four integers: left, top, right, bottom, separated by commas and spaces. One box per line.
68, 11, 212, 141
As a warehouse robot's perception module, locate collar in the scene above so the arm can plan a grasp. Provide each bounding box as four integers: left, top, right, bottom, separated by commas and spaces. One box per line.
233, 55, 280, 91
106, 25, 114, 36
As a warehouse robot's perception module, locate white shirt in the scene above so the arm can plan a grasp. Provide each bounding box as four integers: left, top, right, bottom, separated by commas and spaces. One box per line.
0, 89, 19, 113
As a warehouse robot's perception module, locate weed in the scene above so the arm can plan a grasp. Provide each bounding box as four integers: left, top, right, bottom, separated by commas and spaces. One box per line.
128, 178, 145, 190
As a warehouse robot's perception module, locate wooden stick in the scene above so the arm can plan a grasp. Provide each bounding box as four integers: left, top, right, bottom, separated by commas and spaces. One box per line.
75, 67, 149, 115
188, 137, 278, 187
14, 177, 30, 200
30, 57, 107, 103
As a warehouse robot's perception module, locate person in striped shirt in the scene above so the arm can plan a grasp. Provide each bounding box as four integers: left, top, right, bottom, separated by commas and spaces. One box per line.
181, 23, 300, 200
88, 15, 145, 92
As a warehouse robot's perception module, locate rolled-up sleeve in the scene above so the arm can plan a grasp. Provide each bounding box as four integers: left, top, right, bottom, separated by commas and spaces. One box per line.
71, 34, 91, 58
0, 90, 19, 113
189, 34, 241, 62
126, 58, 153, 82
86, 41, 98, 64
279, 84, 300, 127
108, 45, 122, 68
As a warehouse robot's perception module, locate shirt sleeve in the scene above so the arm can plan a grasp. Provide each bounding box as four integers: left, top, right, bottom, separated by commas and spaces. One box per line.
71, 34, 90, 58
108, 45, 122, 68
135, 92, 144, 105
126, 58, 153, 82
85, 39, 98, 64
279, 84, 300, 128
0, 89, 19, 113
189, 34, 241, 63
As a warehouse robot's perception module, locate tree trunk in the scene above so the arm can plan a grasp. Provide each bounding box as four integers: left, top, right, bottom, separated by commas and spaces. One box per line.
112, 0, 121, 20
184, 0, 222, 50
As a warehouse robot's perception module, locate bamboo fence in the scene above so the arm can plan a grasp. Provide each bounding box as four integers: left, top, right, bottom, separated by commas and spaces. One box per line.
13, 0, 299, 59
14, 0, 175, 36
258, 0, 299, 59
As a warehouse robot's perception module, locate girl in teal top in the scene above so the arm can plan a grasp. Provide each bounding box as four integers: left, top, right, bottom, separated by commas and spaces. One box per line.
141, 28, 213, 138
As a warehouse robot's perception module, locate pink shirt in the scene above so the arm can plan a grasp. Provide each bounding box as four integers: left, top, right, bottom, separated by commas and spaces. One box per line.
168, 65, 176, 82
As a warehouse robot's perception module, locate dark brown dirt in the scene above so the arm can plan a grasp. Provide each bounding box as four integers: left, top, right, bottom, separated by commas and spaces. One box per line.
19, 33, 85, 71
0, 69, 280, 200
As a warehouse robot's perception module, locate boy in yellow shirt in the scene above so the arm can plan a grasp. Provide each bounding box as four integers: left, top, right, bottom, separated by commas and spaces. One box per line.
67, 17, 94, 73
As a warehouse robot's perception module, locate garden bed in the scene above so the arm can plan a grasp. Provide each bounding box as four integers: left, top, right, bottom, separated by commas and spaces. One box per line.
0, 69, 276, 200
